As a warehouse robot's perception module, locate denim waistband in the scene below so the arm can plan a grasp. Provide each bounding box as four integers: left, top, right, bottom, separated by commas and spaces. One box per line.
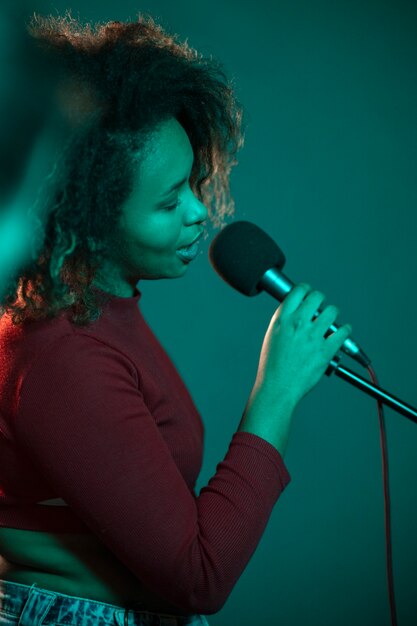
0, 578, 207, 626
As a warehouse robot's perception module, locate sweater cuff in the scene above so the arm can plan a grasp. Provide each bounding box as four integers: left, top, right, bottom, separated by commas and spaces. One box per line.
229, 430, 291, 491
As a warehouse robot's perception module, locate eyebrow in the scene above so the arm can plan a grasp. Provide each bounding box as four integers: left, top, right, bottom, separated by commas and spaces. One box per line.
160, 176, 188, 198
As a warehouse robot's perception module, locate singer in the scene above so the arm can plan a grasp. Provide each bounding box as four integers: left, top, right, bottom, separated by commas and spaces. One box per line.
0, 10, 352, 626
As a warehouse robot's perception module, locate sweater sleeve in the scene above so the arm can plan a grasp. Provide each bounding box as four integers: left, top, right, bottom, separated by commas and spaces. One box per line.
15, 333, 291, 615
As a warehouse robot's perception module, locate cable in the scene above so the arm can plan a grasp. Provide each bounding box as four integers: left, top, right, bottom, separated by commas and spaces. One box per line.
367, 364, 398, 626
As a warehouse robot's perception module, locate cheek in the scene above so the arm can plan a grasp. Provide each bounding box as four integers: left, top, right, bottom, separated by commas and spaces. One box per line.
131, 218, 181, 252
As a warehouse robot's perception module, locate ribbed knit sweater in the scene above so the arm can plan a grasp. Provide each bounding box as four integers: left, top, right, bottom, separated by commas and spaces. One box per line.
0, 286, 291, 614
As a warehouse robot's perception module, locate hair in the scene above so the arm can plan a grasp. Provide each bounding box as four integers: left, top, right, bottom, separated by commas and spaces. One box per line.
0, 10, 246, 327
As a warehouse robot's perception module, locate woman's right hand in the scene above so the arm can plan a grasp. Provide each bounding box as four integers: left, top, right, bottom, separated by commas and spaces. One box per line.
253, 282, 352, 410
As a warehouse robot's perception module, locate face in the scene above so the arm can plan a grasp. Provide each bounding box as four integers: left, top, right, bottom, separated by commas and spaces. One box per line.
94, 117, 209, 297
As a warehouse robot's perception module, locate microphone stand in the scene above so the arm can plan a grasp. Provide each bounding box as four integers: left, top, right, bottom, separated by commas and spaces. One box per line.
325, 356, 417, 423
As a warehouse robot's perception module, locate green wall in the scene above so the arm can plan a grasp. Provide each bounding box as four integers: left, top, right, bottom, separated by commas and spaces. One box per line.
16, 1, 417, 624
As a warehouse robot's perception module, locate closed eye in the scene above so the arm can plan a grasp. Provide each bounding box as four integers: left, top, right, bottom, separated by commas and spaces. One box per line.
164, 197, 182, 211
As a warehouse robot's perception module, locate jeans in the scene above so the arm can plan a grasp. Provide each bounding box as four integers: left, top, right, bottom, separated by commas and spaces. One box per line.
0, 579, 210, 626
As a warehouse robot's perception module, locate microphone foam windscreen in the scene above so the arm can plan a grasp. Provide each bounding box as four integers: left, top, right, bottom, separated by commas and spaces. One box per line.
208, 220, 286, 296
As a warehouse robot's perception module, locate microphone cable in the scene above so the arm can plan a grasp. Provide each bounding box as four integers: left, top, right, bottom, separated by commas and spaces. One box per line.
366, 363, 398, 626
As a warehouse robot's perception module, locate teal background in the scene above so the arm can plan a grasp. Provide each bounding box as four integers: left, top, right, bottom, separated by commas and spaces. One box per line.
22, 1, 417, 624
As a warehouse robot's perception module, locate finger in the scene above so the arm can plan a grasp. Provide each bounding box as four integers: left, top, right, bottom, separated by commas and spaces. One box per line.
278, 282, 312, 320
324, 323, 352, 356
313, 304, 340, 335
295, 290, 327, 322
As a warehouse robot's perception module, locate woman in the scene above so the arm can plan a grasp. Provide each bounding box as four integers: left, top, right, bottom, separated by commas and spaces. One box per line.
0, 10, 352, 626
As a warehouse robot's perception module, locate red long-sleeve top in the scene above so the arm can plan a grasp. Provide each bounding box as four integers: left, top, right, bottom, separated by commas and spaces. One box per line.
0, 286, 291, 614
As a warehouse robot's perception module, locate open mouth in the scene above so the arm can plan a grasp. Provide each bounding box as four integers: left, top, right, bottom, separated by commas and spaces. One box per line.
176, 239, 200, 261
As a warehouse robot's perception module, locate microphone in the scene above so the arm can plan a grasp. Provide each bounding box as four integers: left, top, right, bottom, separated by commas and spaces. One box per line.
208, 220, 371, 368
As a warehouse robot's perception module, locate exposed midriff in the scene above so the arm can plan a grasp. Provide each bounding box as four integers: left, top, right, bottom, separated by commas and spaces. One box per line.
0, 525, 185, 615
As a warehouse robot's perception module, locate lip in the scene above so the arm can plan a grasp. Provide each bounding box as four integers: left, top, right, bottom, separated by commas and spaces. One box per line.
179, 230, 204, 249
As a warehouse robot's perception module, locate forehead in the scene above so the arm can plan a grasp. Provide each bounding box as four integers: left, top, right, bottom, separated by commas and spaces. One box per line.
138, 118, 194, 188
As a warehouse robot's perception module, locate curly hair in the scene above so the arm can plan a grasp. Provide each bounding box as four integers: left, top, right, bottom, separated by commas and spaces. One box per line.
0, 10, 246, 327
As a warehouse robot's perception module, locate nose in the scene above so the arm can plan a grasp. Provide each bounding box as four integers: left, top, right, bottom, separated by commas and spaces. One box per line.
186, 194, 208, 227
